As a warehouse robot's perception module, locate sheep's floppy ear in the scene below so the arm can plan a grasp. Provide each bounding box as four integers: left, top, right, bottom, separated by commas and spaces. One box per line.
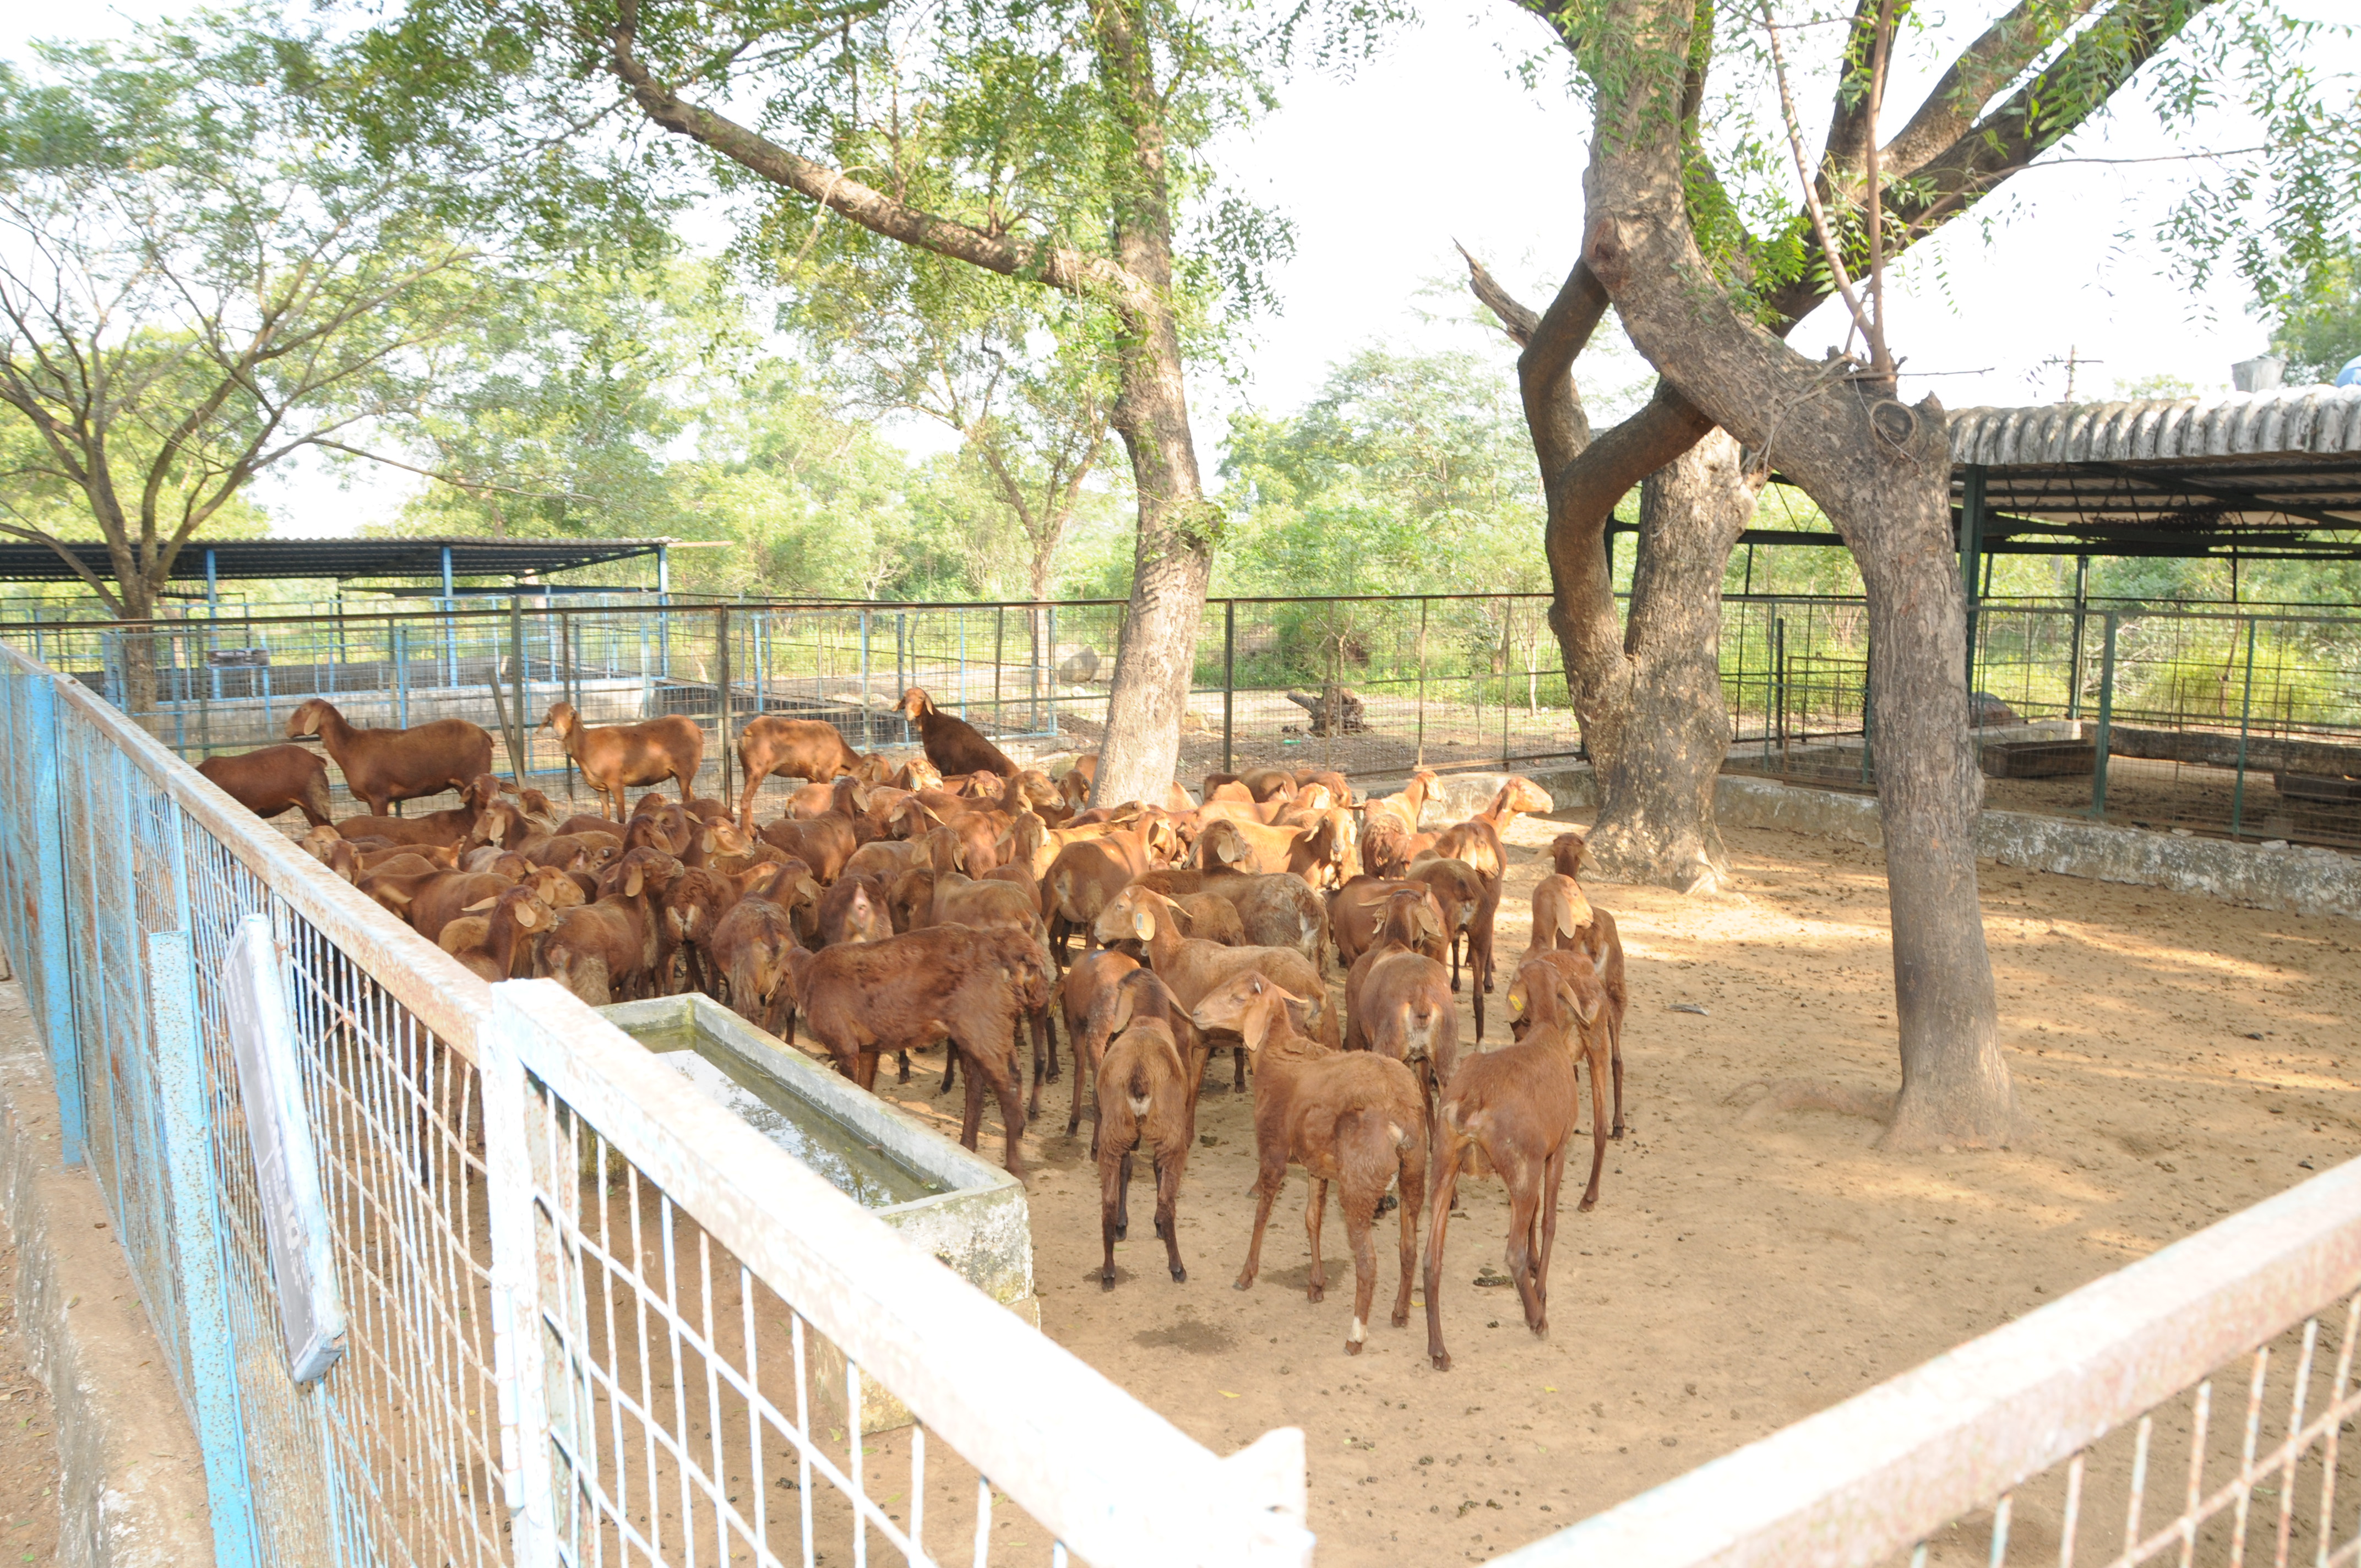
1416, 906, 1443, 944
797, 876, 822, 906
623, 862, 645, 899
1562, 977, 1601, 1026
1131, 906, 1155, 941
1555, 896, 1585, 939
1280, 992, 1318, 1032
1109, 986, 1138, 1036
462, 896, 499, 914
514, 901, 544, 930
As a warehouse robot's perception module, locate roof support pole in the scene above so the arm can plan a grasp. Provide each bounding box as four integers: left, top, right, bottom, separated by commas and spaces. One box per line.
1960, 464, 1987, 694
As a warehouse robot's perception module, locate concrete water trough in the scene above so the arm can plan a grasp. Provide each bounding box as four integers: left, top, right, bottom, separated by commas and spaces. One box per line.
598, 992, 1036, 1432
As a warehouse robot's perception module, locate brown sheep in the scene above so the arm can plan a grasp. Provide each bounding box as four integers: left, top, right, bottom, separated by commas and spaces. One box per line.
899, 687, 1019, 778
710, 892, 803, 1036
335, 773, 507, 848
538, 848, 684, 1006
197, 745, 334, 827
436, 885, 555, 982
735, 717, 863, 829
815, 873, 893, 950
1091, 885, 1339, 1051
542, 701, 704, 821
1427, 775, 1554, 999
1135, 867, 1330, 974
1329, 876, 1448, 971
1188, 971, 1427, 1357
1091, 978, 1195, 1289
1057, 947, 1140, 1137
1042, 815, 1179, 967
1345, 891, 1458, 1121
285, 699, 494, 818
1527, 874, 1596, 959
1548, 828, 1588, 879
758, 813, 857, 885
797, 924, 1049, 1175
781, 775, 872, 822
1424, 954, 1609, 1371
1404, 856, 1490, 1032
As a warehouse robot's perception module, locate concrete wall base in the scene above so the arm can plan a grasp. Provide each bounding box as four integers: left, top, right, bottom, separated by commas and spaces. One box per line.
0, 983, 215, 1568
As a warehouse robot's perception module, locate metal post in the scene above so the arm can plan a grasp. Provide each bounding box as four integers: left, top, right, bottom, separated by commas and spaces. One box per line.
147, 928, 262, 1568
716, 605, 732, 804
509, 595, 529, 781
26, 678, 85, 1164
559, 612, 576, 796
394, 622, 411, 728
1499, 598, 1512, 767
441, 545, 458, 690
858, 610, 873, 748
1222, 600, 1236, 775
993, 607, 1005, 735
657, 546, 671, 683
1858, 631, 1873, 787
958, 611, 967, 720
2089, 612, 2117, 819
2230, 617, 2257, 840
894, 612, 910, 744
205, 548, 222, 702
1416, 598, 1429, 767
1046, 605, 1060, 738
1960, 463, 1987, 693
2067, 555, 2090, 722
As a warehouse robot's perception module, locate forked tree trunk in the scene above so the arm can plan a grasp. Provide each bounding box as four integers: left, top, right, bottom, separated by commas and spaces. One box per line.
1580, 3, 2015, 1145
1582, 432, 1762, 891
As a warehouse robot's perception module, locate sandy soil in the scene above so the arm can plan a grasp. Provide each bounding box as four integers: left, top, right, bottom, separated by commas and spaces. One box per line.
858, 810, 2361, 1564
0, 1224, 61, 1566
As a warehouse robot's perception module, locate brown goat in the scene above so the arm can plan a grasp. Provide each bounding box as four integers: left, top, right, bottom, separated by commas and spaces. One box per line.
899, 687, 1019, 778
1423, 954, 1609, 1371
797, 924, 1049, 1175
542, 701, 704, 821
285, 699, 494, 818
1188, 972, 1426, 1356
197, 745, 334, 826
735, 717, 862, 829
1091, 976, 1195, 1289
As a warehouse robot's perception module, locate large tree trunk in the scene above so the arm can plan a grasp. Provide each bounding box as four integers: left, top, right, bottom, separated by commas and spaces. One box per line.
1582, 431, 1762, 891
1579, 5, 2015, 1146
1087, 0, 1210, 810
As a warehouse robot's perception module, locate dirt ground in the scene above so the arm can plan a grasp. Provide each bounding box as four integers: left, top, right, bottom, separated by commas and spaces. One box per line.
0, 1224, 61, 1565
857, 808, 2361, 1564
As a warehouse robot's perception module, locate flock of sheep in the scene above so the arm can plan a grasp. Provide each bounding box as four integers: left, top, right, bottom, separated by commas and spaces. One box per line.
189, 685, 1630, 1370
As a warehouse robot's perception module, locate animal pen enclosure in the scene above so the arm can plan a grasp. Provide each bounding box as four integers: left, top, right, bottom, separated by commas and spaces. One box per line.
5, 635, 2361, 1567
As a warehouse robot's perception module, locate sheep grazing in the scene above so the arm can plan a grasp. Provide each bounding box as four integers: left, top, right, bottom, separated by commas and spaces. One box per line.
1089, 971, 1196, 1289
734, 716, 862, 829
1423, 953, 1609, 1372
797, 923, 1050, 1177
196, 745, 334, 827
899, 687, 1019, 779
1188, 971, 1427, 1357
285, 699, 495, 818
541, 701, 704, 821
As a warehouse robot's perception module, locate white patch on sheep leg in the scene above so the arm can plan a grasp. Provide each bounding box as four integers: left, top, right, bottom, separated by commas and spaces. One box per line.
1350, 1316, 1367, 1344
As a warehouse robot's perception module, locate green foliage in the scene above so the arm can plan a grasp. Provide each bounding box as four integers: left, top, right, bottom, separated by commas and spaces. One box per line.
2266, 244, 2361, 383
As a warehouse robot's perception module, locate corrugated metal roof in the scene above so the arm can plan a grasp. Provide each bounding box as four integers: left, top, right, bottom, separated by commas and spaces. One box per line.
1949, 386, 2361, 466
0, 536, 670, 584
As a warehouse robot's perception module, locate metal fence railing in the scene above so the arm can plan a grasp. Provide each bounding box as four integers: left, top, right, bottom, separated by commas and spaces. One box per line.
0, 641, 1312, 1568
7, 591, 2357, 847
1492, 1157, 2361, 1568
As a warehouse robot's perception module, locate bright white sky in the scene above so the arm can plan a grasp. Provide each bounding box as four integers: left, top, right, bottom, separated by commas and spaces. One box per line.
6, 0, 2354, 533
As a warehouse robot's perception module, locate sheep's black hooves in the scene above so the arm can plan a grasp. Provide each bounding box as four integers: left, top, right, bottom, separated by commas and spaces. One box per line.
1484, 979, 1494, 993
1450, 977, 1462, 993
1231, 1081, 1248, 1095
1113, 1222, 1129, 1240
896, 1066, 911, 1084
1171, 1266, 1188, 1283
1611, 1127, 1626, 1140
1430, 1351, 1452, 1371
1100, 1271, 1116, 1291
1046, 1067, 1060, 1083
1375, 1192, 1399, 1216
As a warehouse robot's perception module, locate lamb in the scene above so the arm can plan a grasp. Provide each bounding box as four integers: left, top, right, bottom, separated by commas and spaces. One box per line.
1423, 953, 1609, 1371
196, 745, 334, 827
542, 701, 704, 821
899, 687, 1019, 778
284, 699, 495, 817
1090, 974, 1195, 1290
797, 924, 1049, 1176
1188, 971, 1427, 1356
734, 716, 862, 828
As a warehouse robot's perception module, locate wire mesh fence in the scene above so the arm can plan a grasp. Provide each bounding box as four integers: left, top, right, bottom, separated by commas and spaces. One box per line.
6, 591, 2357, 848
0, 642, 1313, 1568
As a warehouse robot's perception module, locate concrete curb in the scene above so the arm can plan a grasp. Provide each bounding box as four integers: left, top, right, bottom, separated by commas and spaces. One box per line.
1710, 776, 2361, 921
0, 981, 216, 1568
